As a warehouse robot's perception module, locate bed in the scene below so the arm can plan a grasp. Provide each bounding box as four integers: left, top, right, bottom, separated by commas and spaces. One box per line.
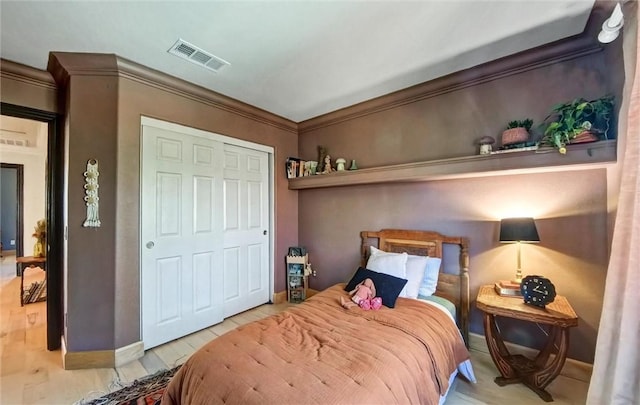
163, 229, 475, 405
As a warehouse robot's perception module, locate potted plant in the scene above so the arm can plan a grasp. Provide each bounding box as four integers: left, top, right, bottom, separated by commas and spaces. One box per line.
540, 96, 614, 154
502, 119, 533, 146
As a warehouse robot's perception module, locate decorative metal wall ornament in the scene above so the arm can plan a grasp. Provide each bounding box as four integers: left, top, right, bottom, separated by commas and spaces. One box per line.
82, 159, 101, 227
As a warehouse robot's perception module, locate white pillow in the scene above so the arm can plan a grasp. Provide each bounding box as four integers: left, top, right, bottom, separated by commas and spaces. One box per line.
418, 257, 442, 297
367, 246, 407, 280
403, 255, 429, 299
368, 246, 426, 299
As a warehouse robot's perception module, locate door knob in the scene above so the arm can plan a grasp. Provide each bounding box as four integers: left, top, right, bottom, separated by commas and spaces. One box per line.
146, 241, 155, 249
263, 230, 268, 235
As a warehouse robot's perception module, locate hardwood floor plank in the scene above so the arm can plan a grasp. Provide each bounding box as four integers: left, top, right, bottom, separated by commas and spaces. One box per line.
22, 351, 50, 386
149, 337, 195, 369
115, 359, 149, 384
445, 390, 487, 404
138, 350, 168, 375
232, 309, 266, 324
182, 328, 217, 350
22, 378, 51, 405
208, 318, 238, 336
6, 308, 26, 344
0, 373, 25, 404
1, 347, 27, 376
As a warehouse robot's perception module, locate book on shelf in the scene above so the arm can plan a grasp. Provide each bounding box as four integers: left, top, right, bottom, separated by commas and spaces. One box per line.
286, 157, 300, 179
494, 280, 522, 297
288, 263, 304, 275
286, 157, 308, 178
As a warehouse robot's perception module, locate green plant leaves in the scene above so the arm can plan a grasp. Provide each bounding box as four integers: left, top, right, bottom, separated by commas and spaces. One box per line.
506, 118, 533, 131
540, 95, 614, 152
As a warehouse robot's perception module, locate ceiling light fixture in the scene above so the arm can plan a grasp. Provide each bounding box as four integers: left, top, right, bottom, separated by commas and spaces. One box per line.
598, 3, 624, 44
168, 39, 230, 73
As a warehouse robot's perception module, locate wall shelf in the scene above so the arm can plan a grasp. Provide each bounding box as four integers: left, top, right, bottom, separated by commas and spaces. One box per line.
288, 140, 617, 190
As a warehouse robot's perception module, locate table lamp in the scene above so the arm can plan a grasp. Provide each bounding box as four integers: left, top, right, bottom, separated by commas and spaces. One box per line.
499, 217, 540, 284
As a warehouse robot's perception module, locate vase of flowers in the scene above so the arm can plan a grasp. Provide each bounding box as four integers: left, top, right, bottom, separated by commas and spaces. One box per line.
32, 219, 46, 257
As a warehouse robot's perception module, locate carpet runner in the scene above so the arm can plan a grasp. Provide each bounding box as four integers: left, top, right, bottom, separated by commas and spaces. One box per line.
82, 366, 180, 405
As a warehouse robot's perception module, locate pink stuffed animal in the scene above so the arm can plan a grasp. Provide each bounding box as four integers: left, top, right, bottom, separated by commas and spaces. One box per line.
341, 278, 382, 310
351, 278, 375, 304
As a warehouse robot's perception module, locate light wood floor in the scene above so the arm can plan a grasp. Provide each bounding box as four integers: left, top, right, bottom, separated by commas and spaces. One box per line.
0, 254, 588, 404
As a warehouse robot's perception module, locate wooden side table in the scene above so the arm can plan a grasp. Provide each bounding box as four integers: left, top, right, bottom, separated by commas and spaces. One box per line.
476, 284, 578, 402
17, 256, 47, 306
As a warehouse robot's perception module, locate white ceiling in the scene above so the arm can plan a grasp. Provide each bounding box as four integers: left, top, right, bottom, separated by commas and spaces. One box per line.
0, 1, 595, 122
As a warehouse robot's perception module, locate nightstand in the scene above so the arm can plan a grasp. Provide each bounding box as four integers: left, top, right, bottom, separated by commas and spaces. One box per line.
476, 284, 578, 402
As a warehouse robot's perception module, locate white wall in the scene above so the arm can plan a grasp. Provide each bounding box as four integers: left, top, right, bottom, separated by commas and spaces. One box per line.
0, 117, 47, 254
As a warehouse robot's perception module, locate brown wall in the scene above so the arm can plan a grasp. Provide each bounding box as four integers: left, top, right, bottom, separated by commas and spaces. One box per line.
297, 39, 625, 363
45, 53, 299, 351
65, 72, 120, 350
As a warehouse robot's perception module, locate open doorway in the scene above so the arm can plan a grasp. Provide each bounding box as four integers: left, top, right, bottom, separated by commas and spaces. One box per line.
1, 116, 48, 350
1, 103, 63, 352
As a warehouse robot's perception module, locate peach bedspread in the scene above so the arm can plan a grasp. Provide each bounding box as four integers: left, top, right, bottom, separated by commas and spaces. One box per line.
162, 284, 469, 405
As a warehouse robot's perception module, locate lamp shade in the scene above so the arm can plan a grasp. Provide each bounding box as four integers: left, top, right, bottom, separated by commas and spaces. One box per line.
499, 217, 540, 243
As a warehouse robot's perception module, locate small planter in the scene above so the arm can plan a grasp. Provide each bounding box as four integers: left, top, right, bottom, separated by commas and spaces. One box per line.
501, 127, 530, 146
570, 131, 599, 144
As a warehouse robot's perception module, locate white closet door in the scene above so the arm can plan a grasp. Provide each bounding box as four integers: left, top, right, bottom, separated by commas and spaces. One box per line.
222, 144, 270, 317
141, 125, 224, 349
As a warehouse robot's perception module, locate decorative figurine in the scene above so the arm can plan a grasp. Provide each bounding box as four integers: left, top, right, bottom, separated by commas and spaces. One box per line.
335, 158, 346, 171
317, 146, 328, 174
349, 159, 358, 170
478, 136, 496, 155
322, 154, 334, 174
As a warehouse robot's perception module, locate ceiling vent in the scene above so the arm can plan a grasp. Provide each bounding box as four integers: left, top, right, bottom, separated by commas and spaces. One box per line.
0, 129, 30, 147
0, 138, 29, 147
168, 39, 230, 73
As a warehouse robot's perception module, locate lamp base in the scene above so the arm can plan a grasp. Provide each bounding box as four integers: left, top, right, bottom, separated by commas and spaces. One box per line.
495, 280, 522, 297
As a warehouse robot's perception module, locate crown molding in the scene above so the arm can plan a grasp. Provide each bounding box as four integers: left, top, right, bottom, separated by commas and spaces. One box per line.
115, 56, 297, 133
0, 58, 57, 89
47, 52, 298, 134
298, 33, 602, 134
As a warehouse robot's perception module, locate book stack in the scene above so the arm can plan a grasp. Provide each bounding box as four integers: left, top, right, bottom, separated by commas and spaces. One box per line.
494, 280, 522, 297
286, 157, 303, 178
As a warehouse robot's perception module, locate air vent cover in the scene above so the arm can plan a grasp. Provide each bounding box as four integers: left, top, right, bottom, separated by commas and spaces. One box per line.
0, 129, 30, 147
168, 39, 230, 73
0, 138, 29, 147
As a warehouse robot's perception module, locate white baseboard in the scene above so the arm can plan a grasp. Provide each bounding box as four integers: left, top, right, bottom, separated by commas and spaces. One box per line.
469, 332, 593, 383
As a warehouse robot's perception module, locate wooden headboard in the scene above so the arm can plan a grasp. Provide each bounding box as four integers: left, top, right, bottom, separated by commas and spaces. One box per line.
360, 229, 470, 347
